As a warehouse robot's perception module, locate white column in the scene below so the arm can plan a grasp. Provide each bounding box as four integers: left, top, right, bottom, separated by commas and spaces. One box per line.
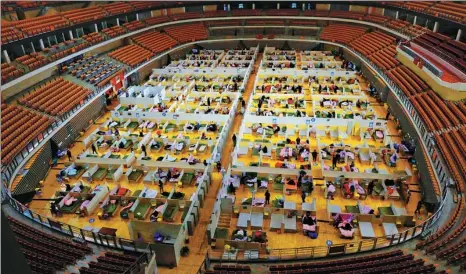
21, 45, 26, 55
302, 3, 305, 11
433, 22, 439, 32
252, 3, 255, 10
395, 11, 399, 19
227, 4, 230, 11
413, 16, 417, 25
116, 18, 120, 26
94, 23, 98, 33
456, 29, 462, 41
277, 3, 280, 9
69, 30, 74, 39
136, 13, 139, 20
39, 39, 45, 50
3, 50, 11, 63
30, 42, 36, 53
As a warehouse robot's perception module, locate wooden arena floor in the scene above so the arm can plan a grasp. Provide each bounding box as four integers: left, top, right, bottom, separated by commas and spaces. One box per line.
26, 54, 427, 273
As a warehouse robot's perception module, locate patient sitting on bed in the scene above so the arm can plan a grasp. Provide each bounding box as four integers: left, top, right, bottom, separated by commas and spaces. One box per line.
303, 213, 317, 233
338, 222, 355, 239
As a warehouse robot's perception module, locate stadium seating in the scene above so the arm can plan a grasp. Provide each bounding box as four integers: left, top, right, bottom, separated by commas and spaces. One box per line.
101, 2, 134, 15
204, 10, 229, 18
413, 32, 466, 73
108, 44, 153, 67
169, 12, 202, 21
79, 251, 141, 273
10, 14, 69, 36
130, 1, 163, 11
266, 9, 300, 16
206, 250, 438, 273
8, 216, 91, 273
232, 9, 263, 16
246, 20, 286, 26
165, 23, 208, 43
144, 16, 171, 26
320, 24, 367, 44
1, 24, 24, 44
102, 25, 127, 38
1, 104, 54, 165
81, 32, 105, 45
425, 2, 466, 23
386, 19, 409, 31
46, 41, 89, 61
123, 20, 146, 32
132, 31, 179, 54
67, 55, 122, 88
61, 6, 107, 24
1, 62, 23, 83
18, 77, 91, 116
15, 53, 49, 71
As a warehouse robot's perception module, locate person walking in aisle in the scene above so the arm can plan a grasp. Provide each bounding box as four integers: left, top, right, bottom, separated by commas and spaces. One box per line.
312, 150, 318, 165
91, 144, 98, 154
265, 190, 271, 205
415, 200, 423, 215
67, 150, 72, 161
232, 134, 237, 147
159, 180, 164, 193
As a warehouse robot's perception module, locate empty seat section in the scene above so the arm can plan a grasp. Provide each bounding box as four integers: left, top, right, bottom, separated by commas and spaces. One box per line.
165, 23, 208, 43
1, 104, 53, 164
108, 44, 153, 67
320, 24, 367, 44
62, 6, 106, 24
203, 10, 229, 17
144, 16, 171, 26
386, 19, 409, 31
266, 9, 300, 16
329, 10, 366, 20
246, 20, 285, 25
426, 2, 466, 22
18, 77, 91, 116
101, 2, 134, 15
102, 25, 126, 38
132, 31, 178, 54
364, 14, 391, 24
1, 62, 24, 83
11, 14, 69, 36
1, 23, 24, 44
289, 20, 317, 26
67, 55, 122, 88
123, 20, 146, 31
413, 32, 466, 73
169, 12, 202, 21
232, 9, 263, 16
15, 52, 49, 71
350, 31, 396, 56
130, 1, 162, 11
82, 32, 105, 45
8, 216, 91, 273
45, 40, 89, 61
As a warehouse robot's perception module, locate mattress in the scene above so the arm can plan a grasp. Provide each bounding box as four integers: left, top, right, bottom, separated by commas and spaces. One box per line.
359, 222, 376, 238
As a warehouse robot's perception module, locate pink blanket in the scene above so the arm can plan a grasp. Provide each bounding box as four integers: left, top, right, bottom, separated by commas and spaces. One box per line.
303, 224, 316, 232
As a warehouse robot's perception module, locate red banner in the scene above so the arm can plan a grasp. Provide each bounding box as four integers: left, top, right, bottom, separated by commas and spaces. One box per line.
111, 71, 125, 92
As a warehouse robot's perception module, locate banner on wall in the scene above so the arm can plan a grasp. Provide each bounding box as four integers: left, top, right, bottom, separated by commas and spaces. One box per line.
111, 71, 125, 92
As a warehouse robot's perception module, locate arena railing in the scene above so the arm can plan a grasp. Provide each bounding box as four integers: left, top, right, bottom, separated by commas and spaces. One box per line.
2, 189, 155, 254
399, 44, 443, 78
